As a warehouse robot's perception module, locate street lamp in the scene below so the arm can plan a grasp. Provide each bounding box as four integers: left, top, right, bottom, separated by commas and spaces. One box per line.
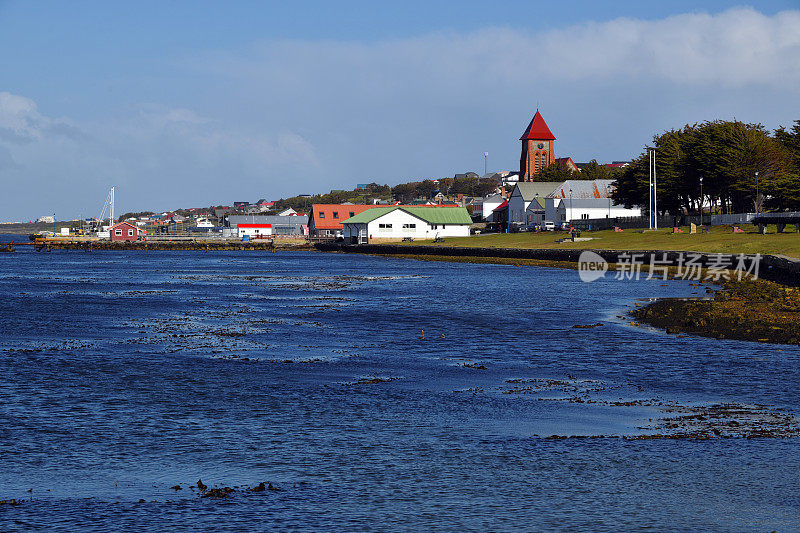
484, 152, 488, 176
607, 184, 612, 220
569, 188, 573, 228
699, 176, 704, 226
755, 171, 760, 217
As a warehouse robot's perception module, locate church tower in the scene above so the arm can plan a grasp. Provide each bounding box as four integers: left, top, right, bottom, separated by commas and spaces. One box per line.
519, 110, 556, 181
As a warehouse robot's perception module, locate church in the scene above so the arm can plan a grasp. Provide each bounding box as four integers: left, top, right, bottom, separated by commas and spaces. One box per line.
518, 110, 577, 181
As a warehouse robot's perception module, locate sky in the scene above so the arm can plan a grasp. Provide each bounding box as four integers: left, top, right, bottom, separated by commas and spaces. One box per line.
1, 1, 799, 221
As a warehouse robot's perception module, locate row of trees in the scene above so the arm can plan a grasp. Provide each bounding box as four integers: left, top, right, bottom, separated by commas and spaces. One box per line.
535, 159, 620, 182
613, 119, 800, 215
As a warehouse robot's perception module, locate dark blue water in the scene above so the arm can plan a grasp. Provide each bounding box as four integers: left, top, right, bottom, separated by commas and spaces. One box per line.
1, 243, 799, 531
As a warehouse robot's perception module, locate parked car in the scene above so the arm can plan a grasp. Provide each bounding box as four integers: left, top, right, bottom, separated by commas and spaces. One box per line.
543, 221, 556, 231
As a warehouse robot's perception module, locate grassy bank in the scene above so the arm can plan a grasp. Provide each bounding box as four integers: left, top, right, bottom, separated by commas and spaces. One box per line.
402, 225, 800, 258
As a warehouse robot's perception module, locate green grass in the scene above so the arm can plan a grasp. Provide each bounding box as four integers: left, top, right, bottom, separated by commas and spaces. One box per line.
403, 225, 800, 258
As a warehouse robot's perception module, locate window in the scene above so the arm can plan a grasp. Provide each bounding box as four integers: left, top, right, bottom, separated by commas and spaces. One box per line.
349, 212, 355, 218
333, 212, 339, 219
402, 223, 416, 229
378, 223, 392, 231
115, 229, 122, 236
582, 214, 589, 220
442, 225, 446, 229
128, 229, 134, 236
319, 211, 325, 218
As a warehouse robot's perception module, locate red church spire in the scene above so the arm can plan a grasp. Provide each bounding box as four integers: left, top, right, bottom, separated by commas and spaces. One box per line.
520, 110, 556, 141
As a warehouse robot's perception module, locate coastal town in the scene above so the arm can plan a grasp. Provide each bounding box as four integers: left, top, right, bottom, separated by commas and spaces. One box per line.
12, 109, 800, 249
5, 3, 800, 530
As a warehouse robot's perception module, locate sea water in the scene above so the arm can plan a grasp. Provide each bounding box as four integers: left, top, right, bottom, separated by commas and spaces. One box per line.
1, 244, 799, 531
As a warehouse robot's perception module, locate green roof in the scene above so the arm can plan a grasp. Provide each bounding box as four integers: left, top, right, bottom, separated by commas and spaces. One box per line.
342, 206, 472, 225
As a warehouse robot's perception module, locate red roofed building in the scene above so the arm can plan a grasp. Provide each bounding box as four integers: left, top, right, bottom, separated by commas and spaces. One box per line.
520, 110, 556, 182
553, 157, 579, 172
109, 221, 145, 242
309, 204, 376, 236
237, 223, 272, 239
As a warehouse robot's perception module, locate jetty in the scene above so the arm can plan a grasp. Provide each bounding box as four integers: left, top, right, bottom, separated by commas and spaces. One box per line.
22, 238, 313, 252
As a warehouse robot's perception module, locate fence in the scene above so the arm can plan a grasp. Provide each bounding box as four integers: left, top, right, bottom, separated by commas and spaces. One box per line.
570, 212, 761, 231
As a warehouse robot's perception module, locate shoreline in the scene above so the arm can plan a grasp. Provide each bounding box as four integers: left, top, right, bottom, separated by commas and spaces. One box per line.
317, 243, 800, 346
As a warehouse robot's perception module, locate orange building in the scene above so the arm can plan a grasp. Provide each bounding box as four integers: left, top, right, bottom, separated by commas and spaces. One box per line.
308, 204, 376, 236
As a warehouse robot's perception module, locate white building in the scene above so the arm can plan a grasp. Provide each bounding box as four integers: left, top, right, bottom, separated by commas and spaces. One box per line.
342, 206, 472, 243
507, 182, 563, 228
473, 194, 506, 222
545, 197, 642, 224
37, 215, 55, 223
237, 223, 273, 239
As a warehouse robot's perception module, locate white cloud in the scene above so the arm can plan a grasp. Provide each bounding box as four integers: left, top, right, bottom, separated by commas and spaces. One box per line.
1, 7, 798, 220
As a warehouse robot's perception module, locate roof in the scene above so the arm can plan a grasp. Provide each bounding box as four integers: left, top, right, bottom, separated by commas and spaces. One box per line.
520, 110, 556, 141
554, 157, 578, 170
547, 179, 615, 199
227, 215, 309, 227
526, 197, 546, 210
109, 221, 138, 230
311, 204, 375, 230
492, 200, 509, 212
238, 224, 272, 228
510, 182, 563, 201
343, 206, 472, 225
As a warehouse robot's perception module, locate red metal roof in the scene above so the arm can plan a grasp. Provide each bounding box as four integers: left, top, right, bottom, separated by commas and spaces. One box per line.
492, 200, 509, 211
238, 224, 272, 228
520, 110, 556, 141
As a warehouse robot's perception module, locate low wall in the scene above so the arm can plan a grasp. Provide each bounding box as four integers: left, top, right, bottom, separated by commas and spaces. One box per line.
315, 243, 800, 287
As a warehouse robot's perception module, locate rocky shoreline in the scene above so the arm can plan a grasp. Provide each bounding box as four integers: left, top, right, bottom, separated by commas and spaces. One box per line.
632, 278, 800, 344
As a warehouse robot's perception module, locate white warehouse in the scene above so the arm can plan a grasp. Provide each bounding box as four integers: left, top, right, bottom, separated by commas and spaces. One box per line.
342, 206, 472, 243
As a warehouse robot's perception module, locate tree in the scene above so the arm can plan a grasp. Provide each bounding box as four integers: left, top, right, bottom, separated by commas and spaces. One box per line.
536, 161, 578, 182
613, 119, 799, 215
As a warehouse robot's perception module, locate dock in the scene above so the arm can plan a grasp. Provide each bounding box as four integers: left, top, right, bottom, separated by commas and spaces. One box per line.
19, 238, 314, 252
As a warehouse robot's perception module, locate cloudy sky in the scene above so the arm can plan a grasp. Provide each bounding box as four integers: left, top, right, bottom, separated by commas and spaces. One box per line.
1, 1, 798, 221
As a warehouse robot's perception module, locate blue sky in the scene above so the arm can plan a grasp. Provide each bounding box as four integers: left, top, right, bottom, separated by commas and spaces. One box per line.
1, 1, 799, 220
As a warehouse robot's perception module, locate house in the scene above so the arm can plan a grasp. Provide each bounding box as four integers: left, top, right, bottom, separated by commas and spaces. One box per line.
473, 194, 505, 221
277, 207, 298, 217
109, 221, 144, 241
507, 182, 563, 228
227, 215, 309, 235
544, 180, 641, 224
342, 206, 472, 243
308, 204, 375, 236
545, 198, 642, 224
237, 223, 272, 239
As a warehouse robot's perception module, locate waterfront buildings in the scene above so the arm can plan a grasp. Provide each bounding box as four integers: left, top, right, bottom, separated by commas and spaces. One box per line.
342, 206, 472, 243
226, 215, 309, 236
237, 223, 273, 239
109, 221, 144, 241
308, 204, 375, 236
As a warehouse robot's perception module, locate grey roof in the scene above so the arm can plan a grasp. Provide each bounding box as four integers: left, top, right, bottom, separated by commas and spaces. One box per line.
547, 179, 615, 199
511, 182, 563, 201
227, 215, 308, 227
554, 198, 615, 208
